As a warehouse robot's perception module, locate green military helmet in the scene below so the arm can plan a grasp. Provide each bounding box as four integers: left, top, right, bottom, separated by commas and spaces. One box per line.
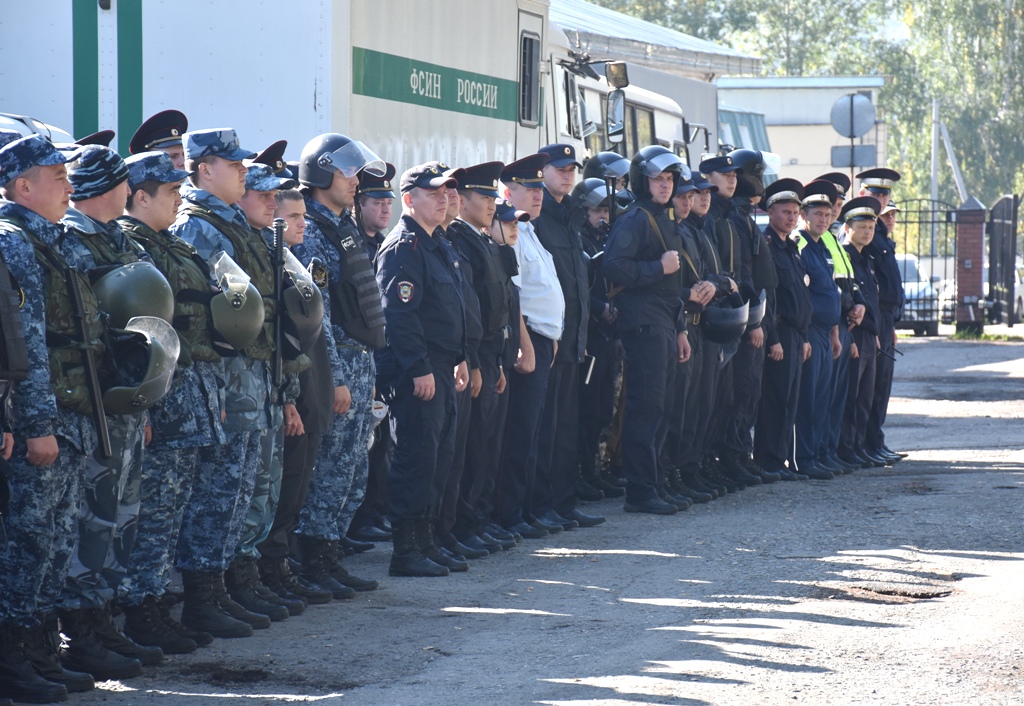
91, 261, 174, 328
208, 252, 265, 352
101, 316, 180, 415
282, 248, 324, 354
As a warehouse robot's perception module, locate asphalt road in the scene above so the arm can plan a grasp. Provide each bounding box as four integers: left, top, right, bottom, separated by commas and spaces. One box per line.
73, 336, 1024, 705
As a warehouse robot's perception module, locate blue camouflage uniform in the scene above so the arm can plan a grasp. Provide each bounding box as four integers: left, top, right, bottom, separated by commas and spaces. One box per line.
57, 205, 149, 611
172, 186, 271, 572
116, 206, 226, 605
293, 197, 375, 542
0, 197, 94, 628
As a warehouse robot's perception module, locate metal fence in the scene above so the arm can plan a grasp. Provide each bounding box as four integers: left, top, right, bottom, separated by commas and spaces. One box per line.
891, 198, 957, 336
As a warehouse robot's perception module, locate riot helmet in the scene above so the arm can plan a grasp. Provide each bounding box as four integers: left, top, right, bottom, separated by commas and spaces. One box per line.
281, 247, 324, 355
726, 149, 766, 181
745, 288, 767, 331
91, 261, 174, 328
298, 133, 386, 189
628, 146, 689, 202
582, 151, 631, 182
571, 177, 621, 211
701, 291, 749, 345
207, 252, 266, 353
101, 316, 180, 415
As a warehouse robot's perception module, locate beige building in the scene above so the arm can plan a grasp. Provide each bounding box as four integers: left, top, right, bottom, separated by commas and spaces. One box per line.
717, 76, 888, 185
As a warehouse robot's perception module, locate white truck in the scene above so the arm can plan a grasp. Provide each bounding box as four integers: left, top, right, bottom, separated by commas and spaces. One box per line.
1, 0, 691, 171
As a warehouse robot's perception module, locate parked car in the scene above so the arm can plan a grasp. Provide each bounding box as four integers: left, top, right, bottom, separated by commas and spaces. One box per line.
895, 254, 940, 336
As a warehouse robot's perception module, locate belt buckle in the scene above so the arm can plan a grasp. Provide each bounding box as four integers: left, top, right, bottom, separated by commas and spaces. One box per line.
693, 312, 701, 325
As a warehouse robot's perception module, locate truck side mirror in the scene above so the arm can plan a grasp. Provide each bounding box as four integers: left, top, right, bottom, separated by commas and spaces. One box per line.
606, 90, 625, 145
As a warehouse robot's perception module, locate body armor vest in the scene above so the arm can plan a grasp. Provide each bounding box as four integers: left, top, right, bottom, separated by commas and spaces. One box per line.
307, 208, 386, 350
0, 243, 29, 382
119, 217, 220, 366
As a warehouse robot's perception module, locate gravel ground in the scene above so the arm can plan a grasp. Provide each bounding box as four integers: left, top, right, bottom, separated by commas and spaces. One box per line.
71, 336, 1024, 705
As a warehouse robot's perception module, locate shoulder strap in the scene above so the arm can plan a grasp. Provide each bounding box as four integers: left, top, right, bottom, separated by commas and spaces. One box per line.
643, 209, 699, 280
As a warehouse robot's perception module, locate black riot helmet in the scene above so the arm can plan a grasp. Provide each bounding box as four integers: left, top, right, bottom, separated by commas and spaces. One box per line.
628, 146, 689, 202
726, 148, 765, 182
701, 291, 750, 345
571, 177, 620, 211
298, 133, 386, 189
582, 151, 631, 182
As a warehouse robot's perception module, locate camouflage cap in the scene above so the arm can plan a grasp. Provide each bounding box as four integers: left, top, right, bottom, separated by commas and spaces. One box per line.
245, 164, 296, 192
67, 145, 130, 200
0, 129, 22, 150
183, 128, 256, 162
0, 134, 73, 187
124, 151, 192, 189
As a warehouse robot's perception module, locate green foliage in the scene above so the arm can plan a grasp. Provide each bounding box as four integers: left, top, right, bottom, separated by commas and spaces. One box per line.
585, 0, 1024, 207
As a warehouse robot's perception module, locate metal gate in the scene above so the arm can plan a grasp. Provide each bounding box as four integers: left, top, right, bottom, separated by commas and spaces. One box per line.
891, 198, 957, 336
987, 194, 1019, 325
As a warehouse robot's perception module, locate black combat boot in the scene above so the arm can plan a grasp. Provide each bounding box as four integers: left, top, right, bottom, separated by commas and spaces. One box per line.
225, 559, 289, 622
209, 571, 272, 629
323, 541, 379, 592
121, 597, 197, 655
179, 571, 253, 639
0, 623, 69, 704
388, 519, 449, 577
88, 604, 163, 666
57, 609, 143, 681
251, 558, 306, 615
272, 557, 332, 605
297, 536, 356, 600
156, 595, 212, 647
419, 519, 467, 572
21, 618, 93, 693
672, 468, 713, 504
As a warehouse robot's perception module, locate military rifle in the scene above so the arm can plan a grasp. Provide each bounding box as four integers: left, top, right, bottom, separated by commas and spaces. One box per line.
272, 218, 286, 404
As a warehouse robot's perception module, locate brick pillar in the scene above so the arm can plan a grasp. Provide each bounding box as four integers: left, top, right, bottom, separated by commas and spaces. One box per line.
955, 197, 987, 334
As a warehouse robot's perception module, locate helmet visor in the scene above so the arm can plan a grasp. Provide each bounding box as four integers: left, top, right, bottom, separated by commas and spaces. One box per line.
208, 252, 253, 299
642, 151, 689, 179
125, 316, 181, 368
316, 140, 386, 179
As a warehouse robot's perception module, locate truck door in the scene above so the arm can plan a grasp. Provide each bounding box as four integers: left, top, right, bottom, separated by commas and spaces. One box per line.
516, 9, 544, 159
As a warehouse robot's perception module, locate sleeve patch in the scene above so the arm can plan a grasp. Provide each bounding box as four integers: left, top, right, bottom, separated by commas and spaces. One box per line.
397, 281, 415, 302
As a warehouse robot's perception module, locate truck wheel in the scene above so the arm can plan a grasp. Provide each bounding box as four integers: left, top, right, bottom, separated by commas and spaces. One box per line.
925, 322, 939, 337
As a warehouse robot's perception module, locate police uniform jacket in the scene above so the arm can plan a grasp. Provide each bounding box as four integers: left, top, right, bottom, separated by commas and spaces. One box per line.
798, 231, 842, 330
709, 192, 752, 290
448, 219, 511, 360
602, 197, 686, 334
533, 189, 589, 363
580, 221, 615, 342
0, 201, 96, 454
443, 220, 484, 371
765, 225, 813, 347
867, 220, 904, 317
845, 243, 880, 336
376, 214, 467, 378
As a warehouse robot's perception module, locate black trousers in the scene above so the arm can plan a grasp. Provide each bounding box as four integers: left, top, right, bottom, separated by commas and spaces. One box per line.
454, 351, 505, 536
865, 310, 896, 452
663, 339, 693, 471
578, 333, 619, 477
677, 328, 720, 475
436, 384, 472, 535
724, 332, 766, 456
619, 324, 677, 503
754, 323, 804, 470
494, 331, 554, 527
823, 325, 852, 458
259, 430, 321, 559
840, 327, 876, 458
387, 356, 458, 523
532, 360, 579, 517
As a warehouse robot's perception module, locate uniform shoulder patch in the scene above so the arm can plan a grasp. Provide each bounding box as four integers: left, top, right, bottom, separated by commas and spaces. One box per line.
397, 281, 414, 303
310, 260, 329, 289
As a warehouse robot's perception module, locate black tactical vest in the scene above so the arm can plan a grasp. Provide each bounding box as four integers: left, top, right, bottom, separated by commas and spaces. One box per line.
307, 208, 386, 350
0, 249, 29, 382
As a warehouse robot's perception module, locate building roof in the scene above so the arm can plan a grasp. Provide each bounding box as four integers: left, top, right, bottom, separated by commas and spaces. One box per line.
717, 76, 886, 89
549, 0, 760, 79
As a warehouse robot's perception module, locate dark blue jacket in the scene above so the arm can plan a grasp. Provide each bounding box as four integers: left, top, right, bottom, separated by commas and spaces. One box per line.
867, 220, 904, 315
798, 231, 842, 329
765, 225, 813, 345
845, 243, 880, 336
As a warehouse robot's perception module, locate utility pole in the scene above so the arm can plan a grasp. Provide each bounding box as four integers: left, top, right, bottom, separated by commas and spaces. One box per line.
930, 98, 939, 256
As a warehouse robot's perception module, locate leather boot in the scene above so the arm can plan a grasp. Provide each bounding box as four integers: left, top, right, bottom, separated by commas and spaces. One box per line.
156, 596, 212, 647
87, 604, 163, 666
573, 464, 604, 501
419, 519, 467, 572
673, 468, 713, 504
388, 519, 449, 577
297, 536, 356, 599
225, 559, 289, 622
0, 623, 69, 704
323, 541, 379, 592
179, 571, 253, 639
273, 558, 332, 605
57, 609, 143, 681
209, 571, 272, 628
441, 532, 489, 560
21, 619, 93, 693
256, 557, 307, 615
121, 597, 197, 655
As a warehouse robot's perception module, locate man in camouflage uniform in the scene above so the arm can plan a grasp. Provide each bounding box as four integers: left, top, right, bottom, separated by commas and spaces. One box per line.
0, 135, 99, 702
292, 133, 385, 597
56, 145, 164, 678
116, 151, 226, 653
170, 128, 275, 638
231, 163, 307, 619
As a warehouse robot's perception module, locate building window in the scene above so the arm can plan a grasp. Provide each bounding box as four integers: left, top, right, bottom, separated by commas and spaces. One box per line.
519, 33, 541, 127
